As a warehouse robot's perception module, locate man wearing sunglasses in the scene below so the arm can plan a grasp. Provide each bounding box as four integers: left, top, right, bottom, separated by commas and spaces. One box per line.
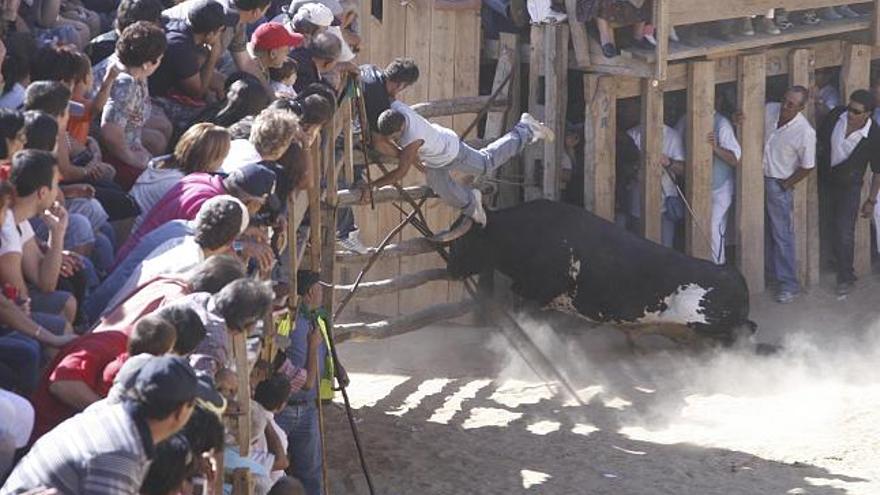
763, 86, 816, 304
818, 90, 880, 296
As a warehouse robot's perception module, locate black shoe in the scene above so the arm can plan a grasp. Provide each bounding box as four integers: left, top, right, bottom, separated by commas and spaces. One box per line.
601, 43, 620, 58
632, 37, 655, 50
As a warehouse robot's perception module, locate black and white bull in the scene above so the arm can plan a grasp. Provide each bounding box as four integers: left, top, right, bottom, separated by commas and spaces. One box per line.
434, 199, 756, 345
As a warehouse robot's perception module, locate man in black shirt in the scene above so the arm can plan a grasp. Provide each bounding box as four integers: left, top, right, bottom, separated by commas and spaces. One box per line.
359, 57, 419, 134
818, 89, 880, 295
289, 31, 341, 93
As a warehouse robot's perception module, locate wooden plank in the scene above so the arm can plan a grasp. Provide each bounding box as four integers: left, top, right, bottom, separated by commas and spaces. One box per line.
342, 101, 354, 186
524, 24, 545, 201
653, 0, 669, 81
788, 49, 819, 288
583, 74, 616, 220
336, 300, 477, 343
231, 468, 253, 495
321, 123, 339, 312
667, 0, 858, 26
403, 0, 431, 104
564, 0, 590, 67
412, 96, 507, 119
685, 61, 715, 260
452, 8, 481, 135
640, 78, 664, 243
543, 24, 567, 200
736, 53, 766, 293
485, 41, 516, 139
308, 145, 322, 272
332, 268, 452, 298
841, 43, 873, 278
497, 33, 523, 209
231, 332, 251, 457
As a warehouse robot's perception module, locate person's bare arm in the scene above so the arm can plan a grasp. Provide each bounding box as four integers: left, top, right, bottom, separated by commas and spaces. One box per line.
231, 49, 261, 79
371, 133, 401, 158
782, 166, 813, 190
369, 140, 422, 189
264, 423, 289, 471
100, 123, 148, 168
708, 132, 740, 167
178, 38, 223, 99
89, 63, 120, 115
22, 205, 66, 293
0, 294, 73, 346
861, 172, 880, 217
49, 380, 101, 410
300, 323, 323, 391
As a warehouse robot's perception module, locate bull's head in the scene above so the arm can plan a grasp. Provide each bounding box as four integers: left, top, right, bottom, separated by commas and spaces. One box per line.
427, 216, 493, 279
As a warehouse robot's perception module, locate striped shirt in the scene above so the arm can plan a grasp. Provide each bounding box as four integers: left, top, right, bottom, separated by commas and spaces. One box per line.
1, 402, 154, 495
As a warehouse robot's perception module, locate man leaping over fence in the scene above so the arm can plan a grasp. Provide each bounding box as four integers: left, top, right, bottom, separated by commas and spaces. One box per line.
366, 102, 554, 226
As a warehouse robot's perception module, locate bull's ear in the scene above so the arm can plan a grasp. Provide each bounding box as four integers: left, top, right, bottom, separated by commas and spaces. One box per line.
427, 217, 474, 244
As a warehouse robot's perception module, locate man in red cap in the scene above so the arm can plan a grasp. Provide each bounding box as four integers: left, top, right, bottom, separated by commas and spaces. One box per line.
249, 21, 304, 83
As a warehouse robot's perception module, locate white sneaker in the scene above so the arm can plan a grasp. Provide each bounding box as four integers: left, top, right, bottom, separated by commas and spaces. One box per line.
668, 26, 679, 42
337, 229, 369, 254
519, 113, 555, 144
468, 189, 487, 226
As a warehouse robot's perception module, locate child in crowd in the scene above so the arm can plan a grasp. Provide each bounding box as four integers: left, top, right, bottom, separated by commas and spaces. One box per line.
270, 59, 299, 99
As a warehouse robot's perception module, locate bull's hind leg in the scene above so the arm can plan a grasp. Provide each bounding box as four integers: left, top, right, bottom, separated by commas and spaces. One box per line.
618, 323, 706, 350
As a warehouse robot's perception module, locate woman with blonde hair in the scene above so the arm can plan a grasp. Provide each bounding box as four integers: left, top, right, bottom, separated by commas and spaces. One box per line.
130, 123, 231, 231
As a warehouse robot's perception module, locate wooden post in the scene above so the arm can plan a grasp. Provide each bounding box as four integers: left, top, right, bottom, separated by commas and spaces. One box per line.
789, 48, 819, 288
543, 24, 568, 200
873, 0, 880, 47
640, 78, 664, 243
564, 0, 590, 67
322, 121, 339, 312
583, 74, 616, 220
524, 24, 544, 201
841, 43, 873, 277
231, 332, 251, 457
736, 53, 766, 293
342, 100, 354, 185
686, 61, 715, 260
232, 468, 253, 495
308, 144, 322, 272
652, 0, 669, 81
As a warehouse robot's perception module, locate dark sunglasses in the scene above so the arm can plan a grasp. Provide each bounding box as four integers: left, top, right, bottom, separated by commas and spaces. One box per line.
847, 105, 867, 116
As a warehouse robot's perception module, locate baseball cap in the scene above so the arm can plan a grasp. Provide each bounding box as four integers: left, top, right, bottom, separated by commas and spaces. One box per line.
133, 355, 221, 405
251, 21, 305, 51
292, 2, 337, 27
287, 0, 342, 17
227, 163, 276, 198
296, 270, 321, 295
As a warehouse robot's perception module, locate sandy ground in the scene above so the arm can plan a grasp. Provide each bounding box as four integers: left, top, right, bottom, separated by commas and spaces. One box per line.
321, 273, 880, 495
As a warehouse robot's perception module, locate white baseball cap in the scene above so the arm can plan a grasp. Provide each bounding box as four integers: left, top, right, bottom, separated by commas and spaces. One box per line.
292, 2, 336, 27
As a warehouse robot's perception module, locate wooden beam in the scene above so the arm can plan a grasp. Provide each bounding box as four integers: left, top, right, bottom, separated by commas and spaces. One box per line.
583, 74, 616, 220
331, 268, 452, 298
564, 0, 590, 67
410, 95, 507, 119
338, 185, 436, 207
484, 39, 516, 140
667, 0, 858, 26
335, 300, 476, 342
543, 24, 568, 200
495, 33, 523, 209
841, 43, 873, 278
342, 100, 354, 185
685, 61, 715, 260
652, 0, 669, 81
736, 53, 766, 293
788, 49, 819, 288
335, 237, 437, 263
321, 122, 339, 311
524, 24, 544, 201
308, 144, 322, 271
231, 332, 251, 457
640, 78, 664, 243
874, 0, 880, 47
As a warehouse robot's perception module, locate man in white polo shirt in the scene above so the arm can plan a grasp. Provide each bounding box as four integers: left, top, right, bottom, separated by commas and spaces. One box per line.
763, 86, 816, 303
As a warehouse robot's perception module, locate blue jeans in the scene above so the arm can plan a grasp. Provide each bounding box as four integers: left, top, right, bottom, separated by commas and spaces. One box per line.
275, 403, 322, 495
765, 177, 799, 293
426, 123, 532, 218
0, 331, 41, 394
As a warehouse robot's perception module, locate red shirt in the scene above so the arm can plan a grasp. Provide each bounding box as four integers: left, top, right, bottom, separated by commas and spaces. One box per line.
94, 276, 191, 334
114, 173, 226, 264
29, 331, 129, 441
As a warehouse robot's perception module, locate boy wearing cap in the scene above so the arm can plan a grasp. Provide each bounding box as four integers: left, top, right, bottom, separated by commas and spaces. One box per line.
248, 22, 304, 87
275, 270, 346, 495
2, 355, 218, 495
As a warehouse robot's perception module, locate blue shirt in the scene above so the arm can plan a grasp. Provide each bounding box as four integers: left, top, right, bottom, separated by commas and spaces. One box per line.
285, 308, 327, 403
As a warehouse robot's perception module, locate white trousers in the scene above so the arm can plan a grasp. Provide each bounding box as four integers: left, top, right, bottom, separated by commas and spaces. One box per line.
711, 181, 734, 265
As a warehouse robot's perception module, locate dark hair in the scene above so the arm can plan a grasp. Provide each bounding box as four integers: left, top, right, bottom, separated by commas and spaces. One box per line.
269, 59, 297, 83
282, 84, 336, 125
213, 278, 273, 331
254, 374, 291, 411
187, 0, 227, 34
137, 395, 192, 420
128, 314, 177, 355
155, 304, 208, 355
23, 81, 71, 118
850, 89, 876, 114
276, 140, 310, 192
0, 109, 25, 159
22, 111, 58, 152
186, 254, 246, 294
9, 149, 56, 197
310, 32, 341, 62
268, 477, 305, 495
231, 0, 271, 13
30, 45, 84, 84
291, 17, 320, 36
228, 116, 254, 140
116, 0, 164, 31
2, 33, 35, 93
194, 198, 245, 249
117, 21, 167, 67
181, 405, 224, 454
210, 75, 271, 128
140, 433, 192, 495
376, 109, 404, 135
787, 85, 810, 106
384, 57, 419, 84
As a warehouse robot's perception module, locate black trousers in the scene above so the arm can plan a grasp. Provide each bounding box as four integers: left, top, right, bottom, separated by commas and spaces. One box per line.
830, 180, 863, 284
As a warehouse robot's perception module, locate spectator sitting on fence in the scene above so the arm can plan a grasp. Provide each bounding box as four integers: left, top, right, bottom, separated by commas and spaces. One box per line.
370, 104, 554, 226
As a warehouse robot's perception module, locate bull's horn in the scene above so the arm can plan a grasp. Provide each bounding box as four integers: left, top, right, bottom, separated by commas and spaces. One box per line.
427, 217, 474, 244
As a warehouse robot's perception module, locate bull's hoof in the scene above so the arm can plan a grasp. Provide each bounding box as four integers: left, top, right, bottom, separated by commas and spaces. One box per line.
753, 342, 783, 356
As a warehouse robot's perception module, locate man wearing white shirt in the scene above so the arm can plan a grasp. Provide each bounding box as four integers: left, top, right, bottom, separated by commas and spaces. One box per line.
817, 90, 880, 295
626, 124, 686, 249
763, 86, 816, 303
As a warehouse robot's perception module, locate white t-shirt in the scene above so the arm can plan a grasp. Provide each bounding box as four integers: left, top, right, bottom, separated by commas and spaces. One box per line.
830, 111, 871, 167
392, 101, 460, 168
0, 210, 35, 257
0, 389, 34, 448
220, 139, 263, 174
626, 124, 685, 199
763, 102, 816, 179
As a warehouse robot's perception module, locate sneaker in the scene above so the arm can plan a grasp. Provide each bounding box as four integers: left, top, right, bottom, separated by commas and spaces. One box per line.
774, 10, 793, 30
836, 281, 855, 296
799, 10, 821, 25
520, 113, 555, 143
818, 6, 843, 20
739, 17, 755, 36
836, 5, 861, 18
469, 189, 487, 226
668, 26, 680, 42
337, 229, 369, 254
542, 9, 568, 23
758, 16, 781, 34
775, 290, 797, 304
